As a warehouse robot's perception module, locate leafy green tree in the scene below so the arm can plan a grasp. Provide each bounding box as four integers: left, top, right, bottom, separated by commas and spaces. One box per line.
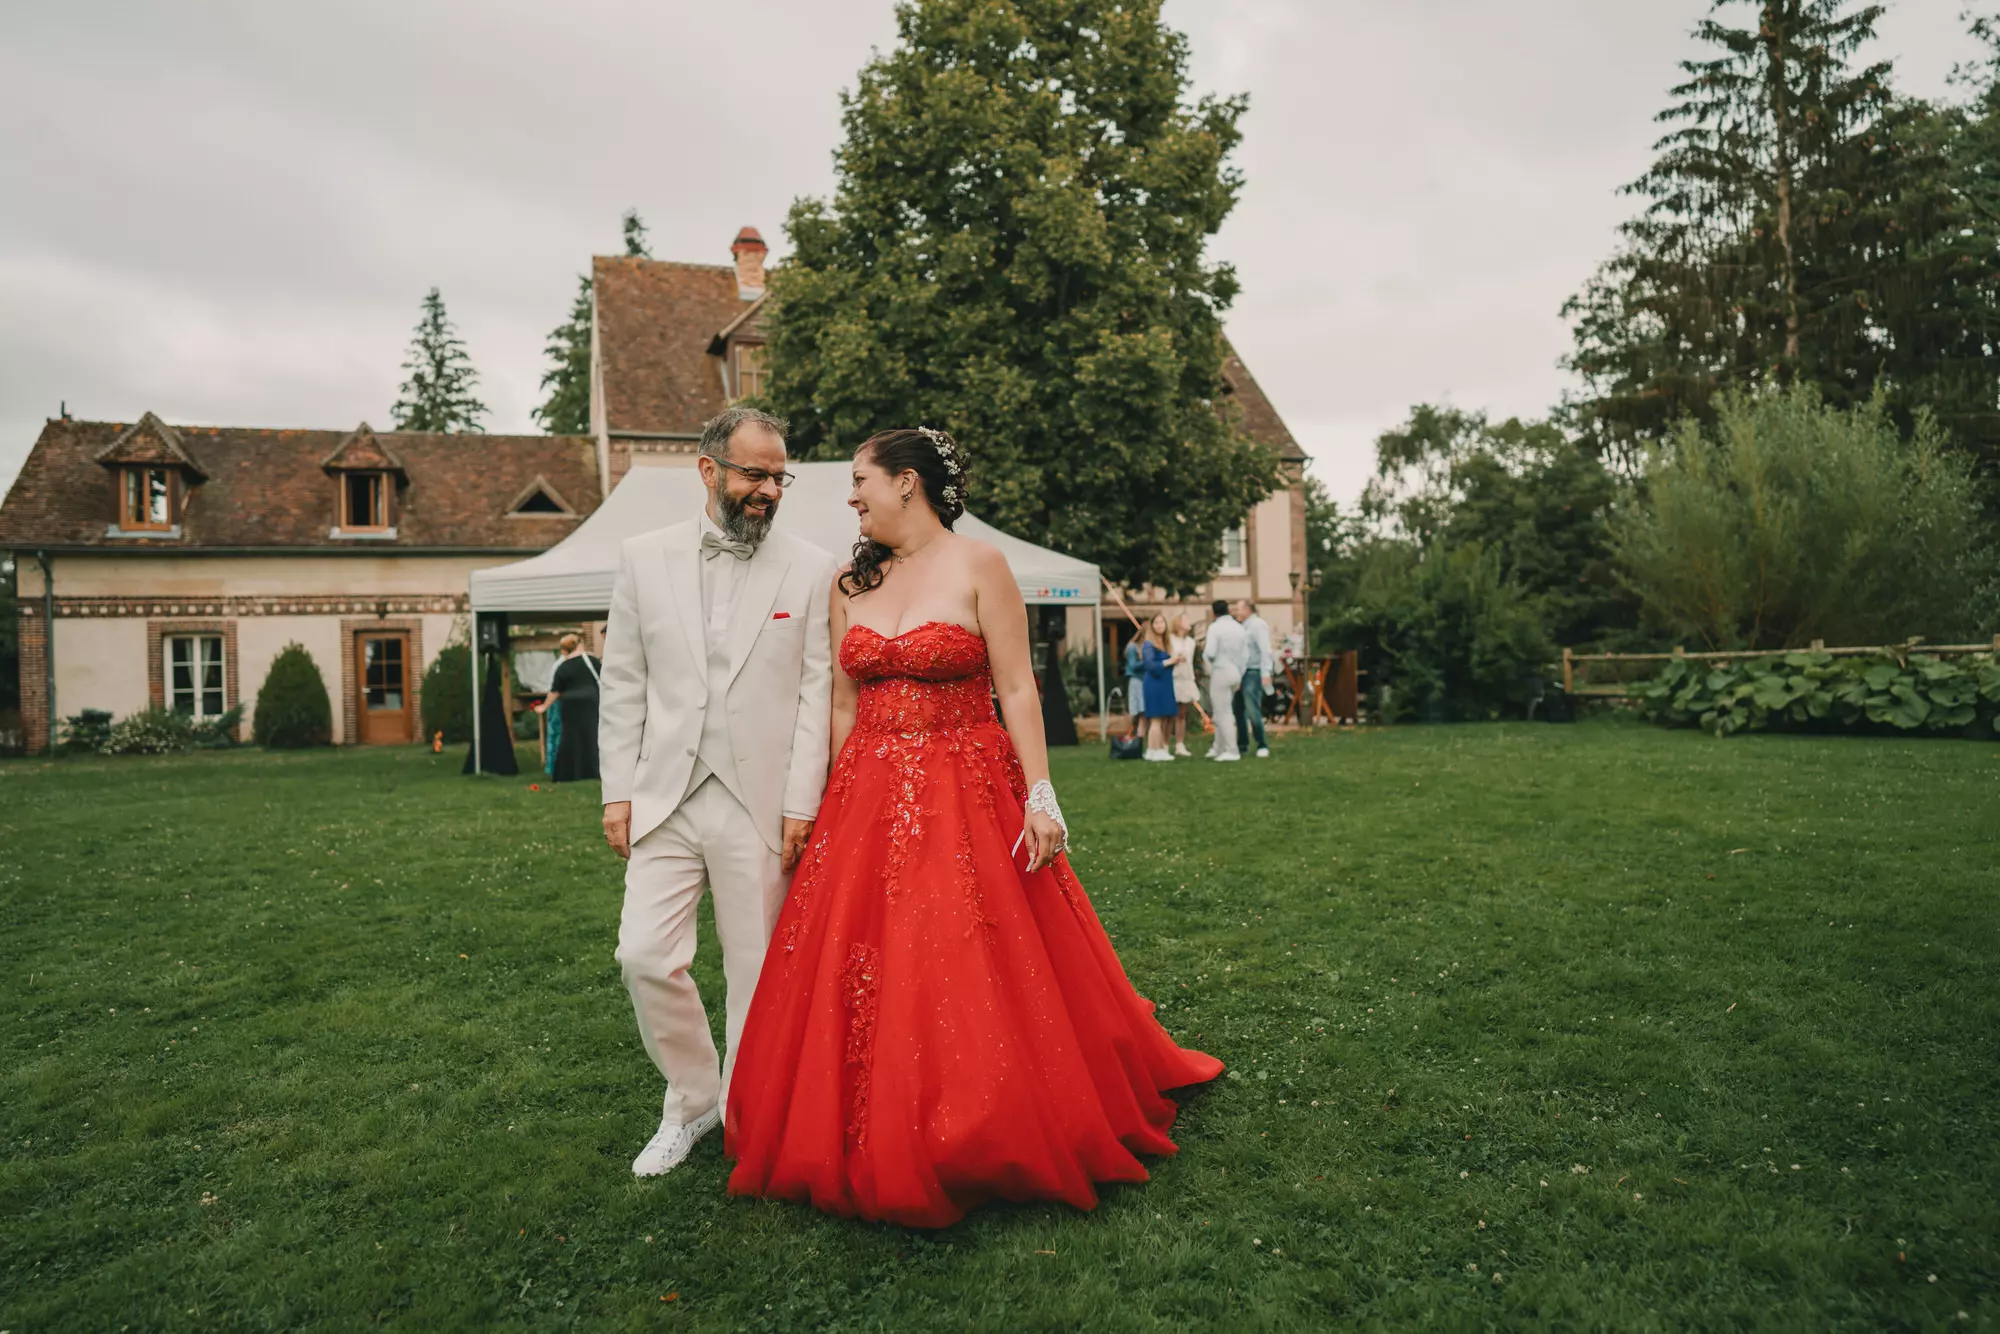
1328, 539, 1554, 723
254, 643, 333, 748
1361, 406, 1635, 648
622, 209, 652, 259
1612, 383, 1990, 650
391, 288, 487, 433
533, 275, 593, 434
764, 0, 1276, 592
1563, 1, 1918, 461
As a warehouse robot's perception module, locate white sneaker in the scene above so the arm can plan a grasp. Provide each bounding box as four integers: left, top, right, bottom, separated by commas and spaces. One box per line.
631, 1105, 719, 1177
1174, 743, 1191, 757
1211, 752, 1240, 762
1256, 747, 1270, 757
1143, 748, 1173, 762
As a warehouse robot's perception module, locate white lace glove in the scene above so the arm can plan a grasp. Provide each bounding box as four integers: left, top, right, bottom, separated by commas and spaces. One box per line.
1011, 780, 1068, 863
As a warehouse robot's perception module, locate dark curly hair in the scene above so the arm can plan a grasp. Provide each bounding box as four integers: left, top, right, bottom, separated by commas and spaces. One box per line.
840, 427, 969, 598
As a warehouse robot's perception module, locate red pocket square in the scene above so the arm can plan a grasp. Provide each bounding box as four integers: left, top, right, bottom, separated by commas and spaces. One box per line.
771, 611, 791, 620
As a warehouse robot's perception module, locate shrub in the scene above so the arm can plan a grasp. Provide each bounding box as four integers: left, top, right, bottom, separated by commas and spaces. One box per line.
58, 708, 114, 752
421, 642, 472, 745
102, 707, 194, 755
1614, 385, 1990, 650
1331, 539, 1553, 722
1061, 649, 1100, 719
190, 704, 244, 749
254, 643, 333, 748
1639, 651, 2000, 737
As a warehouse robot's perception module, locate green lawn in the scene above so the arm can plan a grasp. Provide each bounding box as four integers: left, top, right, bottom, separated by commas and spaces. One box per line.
2, 722, 1996, 1331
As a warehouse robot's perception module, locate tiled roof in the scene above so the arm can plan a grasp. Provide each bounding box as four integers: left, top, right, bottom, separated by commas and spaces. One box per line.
95, 411, 208, 478
0, 418, 600, 551
594, 255, 758, 436
1222, 341, 1308, 465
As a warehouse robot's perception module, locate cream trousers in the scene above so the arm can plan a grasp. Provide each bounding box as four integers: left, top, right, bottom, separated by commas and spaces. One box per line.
1208, 670, 1242, 759
615, 775, 784, 1127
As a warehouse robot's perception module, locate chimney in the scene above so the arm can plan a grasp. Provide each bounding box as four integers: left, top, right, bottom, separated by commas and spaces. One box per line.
731, 226, 767, 297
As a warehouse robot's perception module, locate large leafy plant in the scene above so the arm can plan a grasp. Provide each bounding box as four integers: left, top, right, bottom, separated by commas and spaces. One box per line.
1639, 650, 2000, 736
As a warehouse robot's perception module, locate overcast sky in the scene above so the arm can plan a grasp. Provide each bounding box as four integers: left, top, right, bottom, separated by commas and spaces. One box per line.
0, 1, 1980, 506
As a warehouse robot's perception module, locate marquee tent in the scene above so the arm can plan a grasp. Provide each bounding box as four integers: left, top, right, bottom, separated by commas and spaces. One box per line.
466, 462, 1105, 768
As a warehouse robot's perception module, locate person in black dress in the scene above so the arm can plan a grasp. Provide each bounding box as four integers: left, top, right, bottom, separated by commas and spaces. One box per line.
534, 633, 602, 783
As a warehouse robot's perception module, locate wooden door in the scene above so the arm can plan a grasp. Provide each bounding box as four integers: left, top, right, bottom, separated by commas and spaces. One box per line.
356, 631, 413, 744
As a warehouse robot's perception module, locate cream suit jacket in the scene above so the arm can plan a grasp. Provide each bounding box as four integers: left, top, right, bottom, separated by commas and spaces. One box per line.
597, 518, 836, 853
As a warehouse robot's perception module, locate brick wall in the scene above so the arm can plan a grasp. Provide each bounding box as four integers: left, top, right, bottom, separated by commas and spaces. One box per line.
18, 602, 48, 753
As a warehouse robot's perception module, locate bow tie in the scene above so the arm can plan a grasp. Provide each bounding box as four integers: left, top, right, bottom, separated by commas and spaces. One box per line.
700, 531, 755, 561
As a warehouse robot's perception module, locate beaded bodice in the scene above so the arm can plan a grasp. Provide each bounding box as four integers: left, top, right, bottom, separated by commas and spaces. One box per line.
842, 621, 997, 736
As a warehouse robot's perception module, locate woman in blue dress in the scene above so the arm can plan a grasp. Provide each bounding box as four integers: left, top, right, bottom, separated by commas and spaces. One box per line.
1139, 613, 1183, 762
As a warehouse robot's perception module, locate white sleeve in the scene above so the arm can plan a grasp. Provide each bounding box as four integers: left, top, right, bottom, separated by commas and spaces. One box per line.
596, 543, 646, 804
782, 551, 836, 821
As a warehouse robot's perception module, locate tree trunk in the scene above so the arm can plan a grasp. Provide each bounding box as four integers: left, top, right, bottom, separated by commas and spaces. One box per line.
1765, 1, 1802, 371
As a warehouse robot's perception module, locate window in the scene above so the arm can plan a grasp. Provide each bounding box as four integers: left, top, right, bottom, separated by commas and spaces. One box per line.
166, 635, 226, 718
120, 466, 175, 531
735, 343, 767, 400
341, 471, 389, 530
513, 486, 565, 515
1218, 522, 1248, 576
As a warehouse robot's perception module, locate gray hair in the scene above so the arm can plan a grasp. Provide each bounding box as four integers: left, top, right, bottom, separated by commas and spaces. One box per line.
699, 406, 789, 461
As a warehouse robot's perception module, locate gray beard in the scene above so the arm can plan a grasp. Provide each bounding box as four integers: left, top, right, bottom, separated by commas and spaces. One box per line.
714, 484, 775, 548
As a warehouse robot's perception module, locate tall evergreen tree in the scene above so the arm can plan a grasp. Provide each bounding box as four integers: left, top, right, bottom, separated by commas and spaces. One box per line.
533, 274, 593, 434
1563, 1, 1905, 459
622, 209, 652, 259
391, 288, 487, 433
763, 0, 1277, 593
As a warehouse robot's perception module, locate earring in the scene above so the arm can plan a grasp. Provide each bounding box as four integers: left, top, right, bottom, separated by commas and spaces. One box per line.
901, 491, 911, 507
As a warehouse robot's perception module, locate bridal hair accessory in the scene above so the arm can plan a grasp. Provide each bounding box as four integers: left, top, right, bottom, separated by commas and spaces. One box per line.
1011, 779, 1069, 864
918, 425, 964, 508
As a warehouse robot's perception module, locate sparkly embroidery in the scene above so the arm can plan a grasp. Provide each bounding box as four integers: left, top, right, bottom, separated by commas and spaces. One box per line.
841, 943, 882, 1147
955, 821, 996, 933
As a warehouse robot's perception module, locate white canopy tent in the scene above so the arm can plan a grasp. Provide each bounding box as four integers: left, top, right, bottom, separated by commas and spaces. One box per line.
466, 462, 1104, 768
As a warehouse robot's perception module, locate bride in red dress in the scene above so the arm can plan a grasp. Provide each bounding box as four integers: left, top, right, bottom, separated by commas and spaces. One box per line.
725, 428, 1222, 1228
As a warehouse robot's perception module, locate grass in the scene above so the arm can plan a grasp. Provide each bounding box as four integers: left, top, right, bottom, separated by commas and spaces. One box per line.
1, 720, 1996, 1332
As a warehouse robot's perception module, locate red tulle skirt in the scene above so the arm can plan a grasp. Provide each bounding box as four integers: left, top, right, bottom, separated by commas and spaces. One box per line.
724, 622, 1222, 1227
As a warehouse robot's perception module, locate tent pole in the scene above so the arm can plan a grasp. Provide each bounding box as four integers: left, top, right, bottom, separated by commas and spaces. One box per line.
1094, 601, 1105, 741
470, 612, 482, 774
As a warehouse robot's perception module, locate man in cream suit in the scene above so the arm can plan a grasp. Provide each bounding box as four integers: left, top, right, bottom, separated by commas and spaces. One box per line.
598, 406, 835, 1177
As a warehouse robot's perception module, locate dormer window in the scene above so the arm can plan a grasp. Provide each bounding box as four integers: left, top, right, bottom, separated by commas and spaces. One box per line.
734, 343, 767, 400
120, 465, 176, 531
342, 471, 391, 531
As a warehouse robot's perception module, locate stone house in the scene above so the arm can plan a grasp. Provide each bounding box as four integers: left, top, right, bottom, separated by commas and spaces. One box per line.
2, 226, 1308, 751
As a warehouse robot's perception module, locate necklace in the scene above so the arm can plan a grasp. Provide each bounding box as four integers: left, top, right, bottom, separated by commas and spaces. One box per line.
890, 534, 940, 564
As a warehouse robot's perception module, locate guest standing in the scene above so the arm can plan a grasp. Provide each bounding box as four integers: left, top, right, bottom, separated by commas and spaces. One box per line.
1201, 600, 1249, 762
1232, 599, 1275, 758
1123, 634, 1146, 740
534, 632, 602, 782
1139, 613, 1182, 762
1168, 613, 1197, 758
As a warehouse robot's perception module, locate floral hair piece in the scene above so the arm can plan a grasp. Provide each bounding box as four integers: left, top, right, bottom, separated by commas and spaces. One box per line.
916, 425, 965, 510
917, 425, 963, 478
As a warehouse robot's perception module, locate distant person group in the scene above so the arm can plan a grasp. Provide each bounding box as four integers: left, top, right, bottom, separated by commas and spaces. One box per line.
1125, 598, 1274, 762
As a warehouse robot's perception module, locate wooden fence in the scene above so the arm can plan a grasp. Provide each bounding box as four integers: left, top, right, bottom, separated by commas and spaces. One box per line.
1563, 636, 2000, 700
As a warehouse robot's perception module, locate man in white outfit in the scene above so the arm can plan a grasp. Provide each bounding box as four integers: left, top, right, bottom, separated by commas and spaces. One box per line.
1201, 598, 1248, 762
598, 406, 835, 1177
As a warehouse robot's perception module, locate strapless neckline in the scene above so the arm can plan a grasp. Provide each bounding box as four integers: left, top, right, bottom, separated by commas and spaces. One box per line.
846, 620, 980, 645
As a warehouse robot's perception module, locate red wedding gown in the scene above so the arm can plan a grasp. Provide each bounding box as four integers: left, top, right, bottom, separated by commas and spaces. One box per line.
725, 620, 1222, 1227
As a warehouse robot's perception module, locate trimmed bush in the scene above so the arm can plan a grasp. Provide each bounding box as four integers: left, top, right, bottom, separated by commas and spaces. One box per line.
1640, 651, 2000, 737
254, 643, 333, 748
191, 704, 244, 749
421, 642, 472, 745
58, 708, 114, 753
102, 707, 194, 755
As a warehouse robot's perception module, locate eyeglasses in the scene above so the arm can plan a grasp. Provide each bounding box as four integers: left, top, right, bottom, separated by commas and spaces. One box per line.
712, 458, 796, 489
